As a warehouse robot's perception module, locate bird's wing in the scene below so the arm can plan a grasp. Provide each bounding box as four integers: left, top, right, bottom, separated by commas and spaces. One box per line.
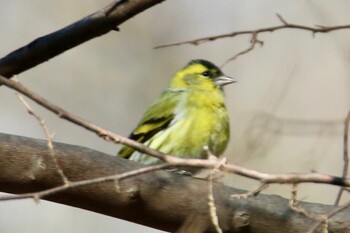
117, 89, 181, 159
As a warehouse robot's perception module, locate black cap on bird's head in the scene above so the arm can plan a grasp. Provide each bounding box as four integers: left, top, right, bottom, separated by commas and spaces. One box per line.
188, 59, 221, 71
186, 59, 237, 87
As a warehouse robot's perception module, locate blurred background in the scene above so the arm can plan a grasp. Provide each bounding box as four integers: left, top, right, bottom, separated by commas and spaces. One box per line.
0, 0, 350, 232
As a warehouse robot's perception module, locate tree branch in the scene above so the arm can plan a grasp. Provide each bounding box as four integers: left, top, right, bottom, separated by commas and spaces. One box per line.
1, 132, 350, 233
155, 13, 350, 64
155, 13, 350, 49
1, 75, 350, 189
335, 110, 350, 205
16, 91, 69, 184
0, 0, 165, 78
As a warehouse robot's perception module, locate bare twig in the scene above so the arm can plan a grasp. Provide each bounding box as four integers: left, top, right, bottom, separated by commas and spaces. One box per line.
155, 13, 350, 63
204, 146, 227, 177
288, 184, 348, 233
221, 32, 264, 66
307, 200, 350, 233
289, 184, 320, 221
156, 14, 350, 48
16, 93, 69, 184
0, 163, 171, 201
231, 182, 269, 200
276, 14, 288, 25
208, 173, 223, 233
335, 110, 350, 205
205, 149, 227, 233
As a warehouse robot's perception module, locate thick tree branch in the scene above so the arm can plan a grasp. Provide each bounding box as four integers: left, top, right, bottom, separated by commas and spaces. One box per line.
0, 0, 164, 78
0, 133, 350, 233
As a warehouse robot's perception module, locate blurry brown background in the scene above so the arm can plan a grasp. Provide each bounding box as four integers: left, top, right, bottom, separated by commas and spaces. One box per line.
0, 0, 349, 232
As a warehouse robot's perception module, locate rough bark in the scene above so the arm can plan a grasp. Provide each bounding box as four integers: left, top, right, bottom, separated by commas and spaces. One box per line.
0, 132, 349, 232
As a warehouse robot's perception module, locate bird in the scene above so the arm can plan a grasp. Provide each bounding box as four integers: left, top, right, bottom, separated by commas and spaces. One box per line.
117, 59, 236, 167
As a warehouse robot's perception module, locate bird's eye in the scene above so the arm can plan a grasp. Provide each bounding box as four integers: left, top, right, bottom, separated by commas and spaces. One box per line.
202, 71, 210, 77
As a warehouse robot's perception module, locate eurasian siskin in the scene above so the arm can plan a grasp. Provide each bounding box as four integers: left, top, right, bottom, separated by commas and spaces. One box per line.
118, 59, 236, 166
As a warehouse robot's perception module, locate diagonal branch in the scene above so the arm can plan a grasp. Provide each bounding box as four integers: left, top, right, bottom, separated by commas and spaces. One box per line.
0, 75, 350, 188
308, 200, 350, 233
220, 32, 263, 66
16, 92, 69, 185
0, 0, 165, 79
335, 110, 350, 205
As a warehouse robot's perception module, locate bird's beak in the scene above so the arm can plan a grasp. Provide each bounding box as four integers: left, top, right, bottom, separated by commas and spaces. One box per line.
215, 75, 237, 86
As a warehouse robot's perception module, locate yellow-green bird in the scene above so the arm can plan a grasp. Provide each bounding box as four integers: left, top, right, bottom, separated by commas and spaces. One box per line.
118, 59, 236, 165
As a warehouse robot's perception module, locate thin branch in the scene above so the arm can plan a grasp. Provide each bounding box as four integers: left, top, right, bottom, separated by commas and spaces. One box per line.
16, 93, 69, 184
1, 75, 350, 189
155, 13, 350, 49
206, 152, 227, 233
335, 110, 350, 205
288, 184, 350, 233
276, 13, 288, 25
289, 184, 312, 220
231, 182, 269, 200
155, 13, 350, 64
288, 185, 333, 233
307, 200, 350, 233
0, 75, 169, 161
208, 173, 223, 233
221, 32, 263, 66
0, 163, 170, 201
